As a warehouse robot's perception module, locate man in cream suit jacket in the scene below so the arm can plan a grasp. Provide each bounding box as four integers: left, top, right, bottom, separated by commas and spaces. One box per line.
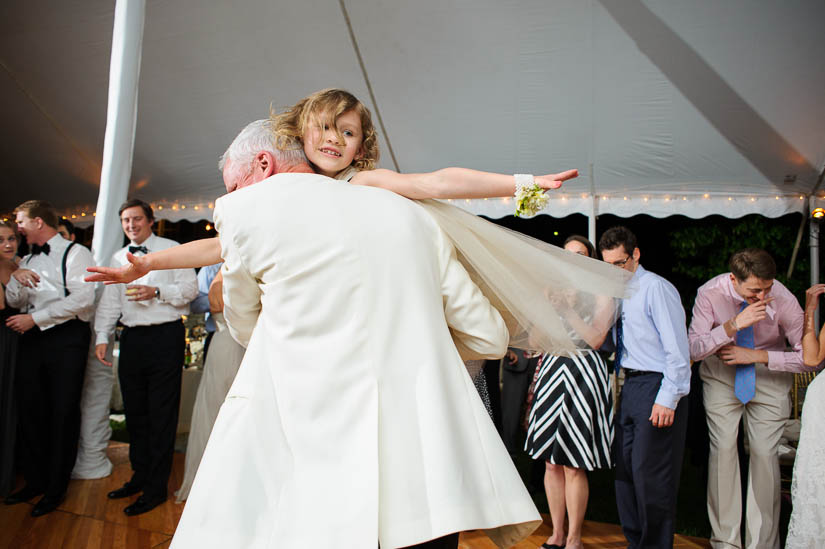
171, 120, 541, 549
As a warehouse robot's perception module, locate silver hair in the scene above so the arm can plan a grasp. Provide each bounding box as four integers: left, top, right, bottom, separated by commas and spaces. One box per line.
218, 119, 307, 172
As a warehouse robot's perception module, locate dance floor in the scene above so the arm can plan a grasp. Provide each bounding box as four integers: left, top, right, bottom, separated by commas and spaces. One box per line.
0, 442, 710, 548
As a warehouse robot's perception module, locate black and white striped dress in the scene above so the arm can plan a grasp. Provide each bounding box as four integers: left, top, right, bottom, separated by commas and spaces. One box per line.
524, 350, 613, 470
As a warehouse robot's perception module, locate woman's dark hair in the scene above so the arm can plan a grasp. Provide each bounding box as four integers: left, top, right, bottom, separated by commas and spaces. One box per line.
563, 234, 595, 258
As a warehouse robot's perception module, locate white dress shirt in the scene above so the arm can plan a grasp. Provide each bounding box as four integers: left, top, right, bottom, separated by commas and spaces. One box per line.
5, 233, 95, 330
94, 233, 198, 345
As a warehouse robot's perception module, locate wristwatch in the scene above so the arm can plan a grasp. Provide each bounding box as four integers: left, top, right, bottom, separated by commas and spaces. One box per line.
154, 287, 160, 299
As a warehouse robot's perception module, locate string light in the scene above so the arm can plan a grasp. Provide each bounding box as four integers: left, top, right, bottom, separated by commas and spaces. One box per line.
193, 206, 200, 211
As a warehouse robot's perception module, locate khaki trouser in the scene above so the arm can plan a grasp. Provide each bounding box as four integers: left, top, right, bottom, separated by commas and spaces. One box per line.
700, 355, 791, 549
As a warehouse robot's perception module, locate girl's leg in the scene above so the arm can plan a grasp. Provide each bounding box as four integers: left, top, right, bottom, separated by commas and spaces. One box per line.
544, 461, 567, 545
563, 466, 588, 549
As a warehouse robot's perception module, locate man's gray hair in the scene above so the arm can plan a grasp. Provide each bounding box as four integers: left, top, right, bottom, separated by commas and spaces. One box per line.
218, 119, 307, 172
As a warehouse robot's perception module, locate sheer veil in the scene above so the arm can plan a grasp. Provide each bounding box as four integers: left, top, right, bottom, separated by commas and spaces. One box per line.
418, 199, 633, 355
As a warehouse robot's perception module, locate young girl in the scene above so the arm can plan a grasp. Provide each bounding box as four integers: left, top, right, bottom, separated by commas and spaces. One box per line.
87, 88, 629, 353
274, 88, 577, 197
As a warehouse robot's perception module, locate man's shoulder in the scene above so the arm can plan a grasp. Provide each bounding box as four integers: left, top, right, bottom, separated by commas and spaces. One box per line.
149, 235, 181, 249
638, 267, 679, 296
769, 279, 799, 304
696, 273, 729, 296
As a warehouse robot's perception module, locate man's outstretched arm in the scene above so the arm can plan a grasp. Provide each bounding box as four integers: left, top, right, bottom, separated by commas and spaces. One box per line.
85, 237, 222, 284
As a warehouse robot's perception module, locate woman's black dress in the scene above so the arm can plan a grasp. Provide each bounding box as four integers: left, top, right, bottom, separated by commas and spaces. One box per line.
0, 295, 20, 496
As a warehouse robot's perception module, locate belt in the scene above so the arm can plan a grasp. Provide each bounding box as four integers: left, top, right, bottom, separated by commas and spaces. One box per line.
623, 368, 660, 378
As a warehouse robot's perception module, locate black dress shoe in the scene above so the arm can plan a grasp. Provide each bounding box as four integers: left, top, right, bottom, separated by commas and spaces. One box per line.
123, 495, 166, 516
107, 482, 142, 499
4, 486, 44, 505
30, 494, 65, 517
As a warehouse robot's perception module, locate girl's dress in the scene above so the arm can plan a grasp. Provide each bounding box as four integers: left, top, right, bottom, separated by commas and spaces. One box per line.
786, 373, 824, 548
175, 312, 245, 502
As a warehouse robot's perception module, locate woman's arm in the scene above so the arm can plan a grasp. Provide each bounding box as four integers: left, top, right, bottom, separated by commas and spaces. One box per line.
553, 292, 614, 350
86, 237, 222, 285
803, 284, 825, 367
349, 167, 578, 199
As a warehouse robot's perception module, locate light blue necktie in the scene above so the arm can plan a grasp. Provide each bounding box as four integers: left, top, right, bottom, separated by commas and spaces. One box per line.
734, 301, 756, 404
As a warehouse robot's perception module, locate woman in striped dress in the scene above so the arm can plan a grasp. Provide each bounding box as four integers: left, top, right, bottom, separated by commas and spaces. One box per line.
525, 235, 616, 549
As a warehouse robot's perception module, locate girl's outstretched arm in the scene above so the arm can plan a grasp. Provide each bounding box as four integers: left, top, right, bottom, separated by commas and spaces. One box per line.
86, 237, 222, 285
349, 167, 578, 199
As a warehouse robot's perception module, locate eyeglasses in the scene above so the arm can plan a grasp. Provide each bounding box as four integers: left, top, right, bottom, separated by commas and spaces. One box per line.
611, 256, 632, 267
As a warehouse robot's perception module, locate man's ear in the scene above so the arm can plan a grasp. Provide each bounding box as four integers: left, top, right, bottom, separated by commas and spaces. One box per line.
256, 151, 276, 179
632, 247, 641, 261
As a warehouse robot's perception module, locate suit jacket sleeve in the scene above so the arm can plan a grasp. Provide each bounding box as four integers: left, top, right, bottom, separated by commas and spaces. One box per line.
437, 226, 509, 360
214, 198, 262, 348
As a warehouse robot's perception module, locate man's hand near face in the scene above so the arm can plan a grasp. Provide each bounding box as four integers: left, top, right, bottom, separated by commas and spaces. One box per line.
734, 297, 774, 330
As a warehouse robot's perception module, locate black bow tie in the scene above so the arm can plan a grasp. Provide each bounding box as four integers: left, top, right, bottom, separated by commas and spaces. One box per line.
31, 243, 50, 256
129, 245, 149, 255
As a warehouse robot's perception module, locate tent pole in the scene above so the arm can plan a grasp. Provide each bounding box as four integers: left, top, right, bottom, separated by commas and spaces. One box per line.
787, 197, 808, 280
811, 217, 820, 328
588, 163, 596, 245
91, 0, 146, 267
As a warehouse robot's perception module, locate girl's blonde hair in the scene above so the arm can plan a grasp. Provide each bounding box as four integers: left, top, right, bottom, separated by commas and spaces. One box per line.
270, 88, 379, 172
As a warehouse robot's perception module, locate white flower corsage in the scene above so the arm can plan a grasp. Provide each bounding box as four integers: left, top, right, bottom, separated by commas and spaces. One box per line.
514, 174, 548, 218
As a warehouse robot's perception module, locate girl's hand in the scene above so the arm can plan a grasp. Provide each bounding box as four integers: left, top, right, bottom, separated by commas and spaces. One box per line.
86, 252, 149, 284
805, 284, 825, 313
536, 169, 579, 190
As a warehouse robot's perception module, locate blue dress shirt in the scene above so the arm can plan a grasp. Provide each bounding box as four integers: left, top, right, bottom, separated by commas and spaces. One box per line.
191, 262, 222, 333
618, 265, 691, 409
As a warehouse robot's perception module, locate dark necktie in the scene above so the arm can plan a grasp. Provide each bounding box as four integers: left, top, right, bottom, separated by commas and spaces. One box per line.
734, 301, 756, 404
129, 245, 149, 254
31, 243, 50, 255
614, 313, 624, 374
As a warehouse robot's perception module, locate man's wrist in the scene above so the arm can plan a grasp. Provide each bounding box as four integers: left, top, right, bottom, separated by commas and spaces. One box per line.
729, 316, 739, 332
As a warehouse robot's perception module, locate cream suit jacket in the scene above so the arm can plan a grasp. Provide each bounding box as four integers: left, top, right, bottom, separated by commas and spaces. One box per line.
171, 173, 541, 548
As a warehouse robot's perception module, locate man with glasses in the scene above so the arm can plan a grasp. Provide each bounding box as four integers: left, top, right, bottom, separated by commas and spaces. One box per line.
688, 249, 806, 549
598, 226, 690, 549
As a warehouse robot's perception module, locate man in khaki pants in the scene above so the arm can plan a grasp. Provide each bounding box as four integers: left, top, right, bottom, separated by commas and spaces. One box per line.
688, 249, 806, 548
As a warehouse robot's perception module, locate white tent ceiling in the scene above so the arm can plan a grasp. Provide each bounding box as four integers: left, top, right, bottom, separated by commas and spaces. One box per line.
2, 0, 824, 226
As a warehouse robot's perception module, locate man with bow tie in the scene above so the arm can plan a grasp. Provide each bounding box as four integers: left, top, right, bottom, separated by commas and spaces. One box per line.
688, 249, 807, 549
94, 198, 197, 516
4, 200, 96, 516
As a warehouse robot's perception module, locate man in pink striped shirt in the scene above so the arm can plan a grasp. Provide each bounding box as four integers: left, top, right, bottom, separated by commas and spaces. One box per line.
688, 248, 810, 549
